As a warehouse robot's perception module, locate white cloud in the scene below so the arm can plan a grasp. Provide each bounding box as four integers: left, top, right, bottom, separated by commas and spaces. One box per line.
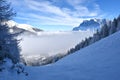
66, 0, 101, 17
67, 0, 87, 6
9, 0, 103, 28
22, 13, 85, 26
25, 0, 70, 17
20, 31, 93, 56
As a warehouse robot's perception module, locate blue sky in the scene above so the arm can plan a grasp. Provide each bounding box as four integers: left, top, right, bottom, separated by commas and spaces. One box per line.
8, 0, 120, 31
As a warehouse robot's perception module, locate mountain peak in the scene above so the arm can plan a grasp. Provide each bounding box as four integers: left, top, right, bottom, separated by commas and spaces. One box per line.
73, 19, 107, 31
6, 20, 43, 35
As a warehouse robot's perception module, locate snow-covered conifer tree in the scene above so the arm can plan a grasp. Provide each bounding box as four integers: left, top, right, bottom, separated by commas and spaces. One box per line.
0, 0, 20, 64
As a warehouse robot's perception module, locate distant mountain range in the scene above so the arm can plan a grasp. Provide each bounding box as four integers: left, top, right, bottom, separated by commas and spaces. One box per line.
6, 20, 43, 35
73, 19, 107, 31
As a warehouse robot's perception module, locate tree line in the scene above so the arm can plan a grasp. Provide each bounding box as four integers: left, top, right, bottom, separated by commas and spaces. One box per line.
67, 16, 120, 54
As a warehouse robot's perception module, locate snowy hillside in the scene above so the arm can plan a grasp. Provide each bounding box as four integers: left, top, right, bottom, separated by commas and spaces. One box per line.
73, 19, 107, 31
6, 20, 43, 35
28, 31, 120, 80
1, 31, 120, 80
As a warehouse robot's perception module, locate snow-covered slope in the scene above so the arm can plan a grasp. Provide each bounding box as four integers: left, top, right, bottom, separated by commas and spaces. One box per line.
6, 20, 43, 35
27, 31, 120, 80
73, 19, 107, 31
1, 31, 120, 80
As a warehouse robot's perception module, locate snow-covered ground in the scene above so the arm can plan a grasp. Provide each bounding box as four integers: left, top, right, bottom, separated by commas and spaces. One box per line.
26, 31, 120, 80
1, 31, 120, 80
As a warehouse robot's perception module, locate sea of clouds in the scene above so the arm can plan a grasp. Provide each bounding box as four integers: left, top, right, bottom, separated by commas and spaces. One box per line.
20, 31, 93, 56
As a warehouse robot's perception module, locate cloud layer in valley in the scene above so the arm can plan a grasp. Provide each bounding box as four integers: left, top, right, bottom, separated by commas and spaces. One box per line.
20, 31, 93, 56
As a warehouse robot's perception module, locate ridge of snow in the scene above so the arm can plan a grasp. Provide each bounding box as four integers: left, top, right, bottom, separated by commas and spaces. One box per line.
7, 20, 36, 33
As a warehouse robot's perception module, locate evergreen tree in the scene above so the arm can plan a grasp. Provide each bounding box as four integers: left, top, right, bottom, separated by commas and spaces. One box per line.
109, 18, 117, 34
117, 21, 120, 31
117, 15, 120, 31
84, 38, 89, 47
91, 30, 101, 43
0, 0, 15, 21
100, 24, 109, 38
0, 0, 20, 63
